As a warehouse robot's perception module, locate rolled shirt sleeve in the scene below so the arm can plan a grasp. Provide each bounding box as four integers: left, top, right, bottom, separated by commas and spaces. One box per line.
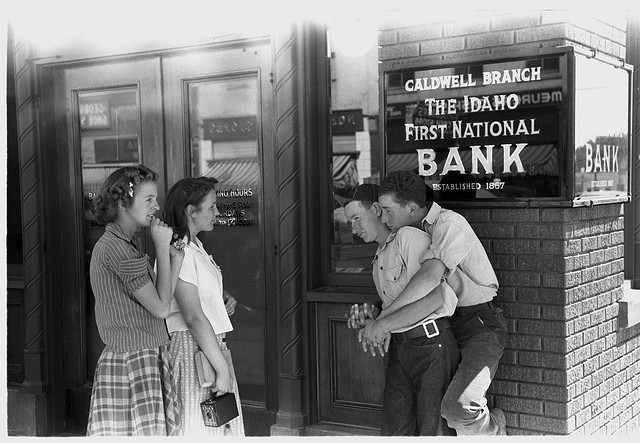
117, 257, 152, 293
178, 248, 198, 286
426, 219, 473, 278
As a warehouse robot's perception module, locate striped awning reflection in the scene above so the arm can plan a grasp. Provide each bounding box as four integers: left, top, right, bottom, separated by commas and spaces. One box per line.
333, 155, 359, 189
203, 159, 260, 187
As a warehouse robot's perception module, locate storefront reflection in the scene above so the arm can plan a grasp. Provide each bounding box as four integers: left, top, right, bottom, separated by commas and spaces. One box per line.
329, 20, 381, 274
188, 75, 266, 403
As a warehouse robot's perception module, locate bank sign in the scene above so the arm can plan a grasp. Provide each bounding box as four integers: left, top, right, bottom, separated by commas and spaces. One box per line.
383, 48, 631, 204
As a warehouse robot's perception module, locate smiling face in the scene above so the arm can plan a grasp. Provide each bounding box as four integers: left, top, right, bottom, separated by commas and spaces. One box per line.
126, 180, 160, 228
190, 190, 220, 236
378, 193, 413, 233
343, 200, 389, 245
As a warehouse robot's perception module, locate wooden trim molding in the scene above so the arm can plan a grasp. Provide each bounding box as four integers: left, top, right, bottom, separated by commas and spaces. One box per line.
270, 21, 308, 435
11, 26, 47, 394
629, 18, 640, 288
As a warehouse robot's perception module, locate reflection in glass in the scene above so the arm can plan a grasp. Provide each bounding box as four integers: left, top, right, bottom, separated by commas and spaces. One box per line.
328, 19, 380, 275
79, 88, 141, 379
573, 55, 630, 200
188, 76, 265, 403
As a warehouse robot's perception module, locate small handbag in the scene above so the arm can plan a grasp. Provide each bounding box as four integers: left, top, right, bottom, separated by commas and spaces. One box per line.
194, 350, 216, 388
200, 392, 239, 427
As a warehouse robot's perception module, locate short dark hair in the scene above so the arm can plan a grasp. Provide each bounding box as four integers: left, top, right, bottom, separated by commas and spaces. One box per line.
93, 165, 158, 224
380, 170, 432, 208
335, 184, 379, 209
163, 176, 219, 242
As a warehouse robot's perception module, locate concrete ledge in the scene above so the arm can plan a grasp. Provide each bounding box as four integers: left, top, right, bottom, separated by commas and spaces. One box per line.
270, 424, 305, 436
304, 424, 379, 436
618, 281, 640, 328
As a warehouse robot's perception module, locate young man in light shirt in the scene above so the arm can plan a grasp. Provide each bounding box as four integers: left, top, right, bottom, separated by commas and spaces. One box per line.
357, 170, 508, 436
336, 183, 461, 436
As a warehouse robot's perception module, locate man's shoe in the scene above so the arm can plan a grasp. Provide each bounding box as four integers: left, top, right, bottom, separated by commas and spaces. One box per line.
491, 408, 507, 435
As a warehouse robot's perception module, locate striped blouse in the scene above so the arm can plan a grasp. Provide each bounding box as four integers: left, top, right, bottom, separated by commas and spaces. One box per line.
89, 222, 169, 352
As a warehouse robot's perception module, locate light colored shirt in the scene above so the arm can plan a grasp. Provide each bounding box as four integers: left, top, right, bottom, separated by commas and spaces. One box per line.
421, 202, 498, 307
90, 222, 169, 352
166, 236, 233, 335
373, 226, 457, 333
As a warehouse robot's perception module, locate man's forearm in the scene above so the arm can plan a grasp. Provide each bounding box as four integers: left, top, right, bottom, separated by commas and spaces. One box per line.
380, 258, 446, 317
376, 288, 445, 334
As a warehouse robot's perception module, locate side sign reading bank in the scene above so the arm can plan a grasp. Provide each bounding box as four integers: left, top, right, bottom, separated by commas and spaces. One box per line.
385, 55, 566, 201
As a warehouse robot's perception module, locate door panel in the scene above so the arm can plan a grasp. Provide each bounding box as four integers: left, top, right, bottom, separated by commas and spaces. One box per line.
52, 58, 165, 433
163, 44, 276, 409
316, 302, 385, 430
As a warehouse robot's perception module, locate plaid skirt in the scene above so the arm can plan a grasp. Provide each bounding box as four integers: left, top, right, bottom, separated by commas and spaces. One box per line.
86, 345, 182, 436
168, 330, 245, 436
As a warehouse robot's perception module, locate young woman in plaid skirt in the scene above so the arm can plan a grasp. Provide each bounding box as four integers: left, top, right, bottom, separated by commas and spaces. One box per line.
162, 177, 245, 436
87, 165, 185, 436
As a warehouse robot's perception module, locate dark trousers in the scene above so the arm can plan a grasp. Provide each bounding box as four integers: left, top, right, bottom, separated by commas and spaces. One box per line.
441, 305, 508, 435
381, 328, 460, 436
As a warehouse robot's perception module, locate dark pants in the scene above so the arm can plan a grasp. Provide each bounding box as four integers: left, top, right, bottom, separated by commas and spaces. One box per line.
381, 328, 460, 436
441, 304, 508, 435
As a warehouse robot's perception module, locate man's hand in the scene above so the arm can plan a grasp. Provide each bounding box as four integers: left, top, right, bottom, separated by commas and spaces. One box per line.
223, 290, 237, 316
346, 303, 380, 329
358, 319, 391, 357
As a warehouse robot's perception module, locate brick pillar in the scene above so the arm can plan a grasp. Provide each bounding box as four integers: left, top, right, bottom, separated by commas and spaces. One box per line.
461, 204, 639, 435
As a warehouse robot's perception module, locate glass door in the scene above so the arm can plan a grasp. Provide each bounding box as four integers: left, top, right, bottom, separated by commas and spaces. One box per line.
189, 75, 265, 401
162, 44, 277, 414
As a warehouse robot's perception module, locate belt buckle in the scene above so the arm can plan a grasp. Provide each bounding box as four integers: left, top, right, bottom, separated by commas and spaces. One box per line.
422, 319, 439, 338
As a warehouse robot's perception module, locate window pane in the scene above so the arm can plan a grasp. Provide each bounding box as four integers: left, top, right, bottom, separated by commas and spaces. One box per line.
328, 19, 380, 275
187, 76, 265, 403
79, 88, 141, 379
79, 90, 140, 165
574, 55, 630, 200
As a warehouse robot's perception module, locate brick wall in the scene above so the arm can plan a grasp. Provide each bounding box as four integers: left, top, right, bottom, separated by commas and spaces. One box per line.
379, 11, 626, 64
458, 205, 639, 435
379, 11, 639, 435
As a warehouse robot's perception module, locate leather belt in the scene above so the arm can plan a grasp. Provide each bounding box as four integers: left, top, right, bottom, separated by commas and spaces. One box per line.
392, 317, 451, 342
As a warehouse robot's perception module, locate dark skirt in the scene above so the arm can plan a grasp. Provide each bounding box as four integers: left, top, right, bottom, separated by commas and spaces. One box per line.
87, 345, 182, 436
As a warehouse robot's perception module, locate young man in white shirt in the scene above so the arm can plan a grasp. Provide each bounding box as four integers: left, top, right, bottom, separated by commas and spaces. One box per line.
337, 183, 461, 436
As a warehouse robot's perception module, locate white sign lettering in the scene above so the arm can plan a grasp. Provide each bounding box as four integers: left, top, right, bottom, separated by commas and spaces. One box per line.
417, 143, 528, 176
585, 144, 619, 173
